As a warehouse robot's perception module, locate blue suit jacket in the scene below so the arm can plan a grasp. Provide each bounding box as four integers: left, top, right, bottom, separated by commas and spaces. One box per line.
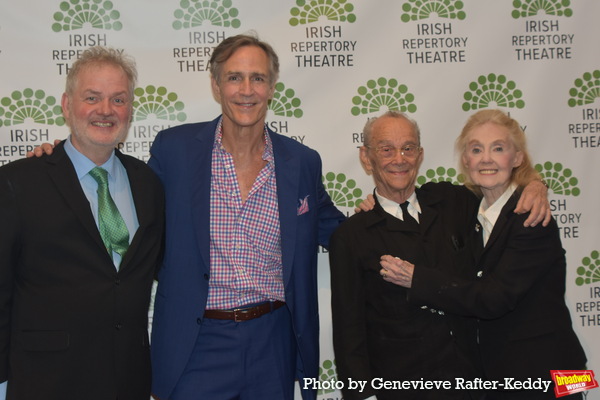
148, 116, 345, 399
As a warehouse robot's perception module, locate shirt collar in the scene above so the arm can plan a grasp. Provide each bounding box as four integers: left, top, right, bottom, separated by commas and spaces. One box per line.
214, 116, 274, 162
64, 136, 118, 180
375, 189, 421, 221
477, 183, 517, 229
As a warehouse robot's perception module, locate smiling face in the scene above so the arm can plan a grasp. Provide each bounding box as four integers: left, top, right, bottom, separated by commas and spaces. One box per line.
62, 63, 132, 164
211, 45, 275, 135
462, 122, 524, 204
360, 115, 423, 204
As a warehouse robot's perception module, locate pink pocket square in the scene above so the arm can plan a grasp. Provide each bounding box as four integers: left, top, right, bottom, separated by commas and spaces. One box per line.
297, 195, 310, 216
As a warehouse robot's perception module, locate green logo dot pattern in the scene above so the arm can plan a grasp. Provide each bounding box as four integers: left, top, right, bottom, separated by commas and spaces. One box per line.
462, 73, 525, 112
52, 0, 123, 32
534, 162, 580, 196
132, 85, 187, 123
0, 89, 65, 127
512, 0, 573, 19
575, 250, 600, 286
289, 0, 356, 26
576, 250, 600, 286
400, 0, 466, 22
351, 78, 417, 116
567, 70, 600, 108
318, 359, 338, 395
268, 83, 303, 118
172, 0, 240, 30
416, 167, 465, 187
323, 172, 364, 208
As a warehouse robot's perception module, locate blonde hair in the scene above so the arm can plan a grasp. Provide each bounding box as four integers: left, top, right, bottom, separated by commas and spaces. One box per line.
65, 46, 137, 99
456, 109, 540, 196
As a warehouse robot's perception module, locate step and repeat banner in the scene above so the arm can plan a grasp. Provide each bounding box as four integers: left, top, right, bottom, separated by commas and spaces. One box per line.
1, 0, 599, 398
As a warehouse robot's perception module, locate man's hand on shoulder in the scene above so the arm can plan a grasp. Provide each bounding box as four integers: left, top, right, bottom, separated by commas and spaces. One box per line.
354, 193, 375, 213
26, 139, 61, 158
515, 179, 551, 227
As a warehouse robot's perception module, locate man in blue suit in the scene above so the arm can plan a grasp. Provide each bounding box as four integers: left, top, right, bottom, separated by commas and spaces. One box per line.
148, 34, 346, 400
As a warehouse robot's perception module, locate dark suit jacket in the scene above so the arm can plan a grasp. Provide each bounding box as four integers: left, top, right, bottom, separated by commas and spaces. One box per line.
410, 189, 587, 390
329, 183, 479, 400
148, 116, 345, 400
0, 142, 165, 400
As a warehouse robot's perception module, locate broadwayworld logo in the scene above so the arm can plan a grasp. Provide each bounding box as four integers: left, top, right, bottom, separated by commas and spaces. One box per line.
52, 0, 123, 32
289, 0, 356, 26
172, 0, 241, 30
462, 73, 525, 112
551, 370, 598, 397
351, 78, 417, 116
400, 0, 466, 22
0, 89, 65, 127
512, 0, 573, 19
132, 85, 187, 123
567, 70, 600, 107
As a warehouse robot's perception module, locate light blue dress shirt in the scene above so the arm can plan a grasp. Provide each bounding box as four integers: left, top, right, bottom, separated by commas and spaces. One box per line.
64, 137, 139, 268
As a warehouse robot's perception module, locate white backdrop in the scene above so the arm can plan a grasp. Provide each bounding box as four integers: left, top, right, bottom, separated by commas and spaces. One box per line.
1, 1, 599, 398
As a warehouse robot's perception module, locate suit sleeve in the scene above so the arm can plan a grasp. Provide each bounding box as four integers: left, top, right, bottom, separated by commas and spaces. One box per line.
329, 225, 378, 400
410, 215, 563, 320
0, 172, 19, 381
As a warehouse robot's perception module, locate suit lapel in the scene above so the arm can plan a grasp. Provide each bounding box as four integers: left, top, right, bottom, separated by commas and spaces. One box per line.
190, 120, 217, 271
479, 191, 520, 258
272, 132, 300, 287
46, 142, 110, 261
415, 188, 439, 235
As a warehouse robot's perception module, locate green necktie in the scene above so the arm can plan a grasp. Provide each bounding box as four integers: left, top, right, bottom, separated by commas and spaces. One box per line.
89, 167, 130, 262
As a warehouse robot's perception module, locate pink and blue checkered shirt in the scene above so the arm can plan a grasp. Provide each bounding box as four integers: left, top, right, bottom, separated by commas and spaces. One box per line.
206, 119, 285, 309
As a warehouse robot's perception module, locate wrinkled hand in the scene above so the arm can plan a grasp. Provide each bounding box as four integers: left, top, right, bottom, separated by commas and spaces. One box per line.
355, 193, 375, 213
26, 139, 60, 158
379, 255, 414, 288
515, 180, 551, 227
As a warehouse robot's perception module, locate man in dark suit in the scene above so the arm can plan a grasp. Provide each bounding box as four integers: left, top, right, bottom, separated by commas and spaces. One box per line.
0, 47, 164, 400
148, 34, 345, 400
330, 111, 480, 400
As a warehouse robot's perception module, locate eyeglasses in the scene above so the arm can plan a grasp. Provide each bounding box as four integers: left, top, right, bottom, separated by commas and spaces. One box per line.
366, 144, 422, 160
